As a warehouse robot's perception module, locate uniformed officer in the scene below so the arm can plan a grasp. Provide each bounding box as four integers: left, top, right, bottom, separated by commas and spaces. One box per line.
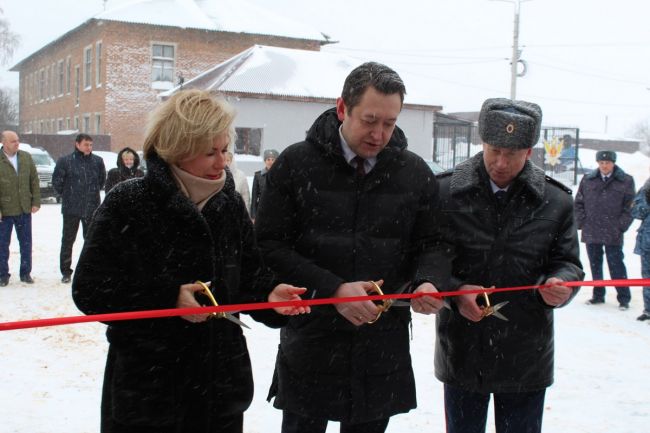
414, 98, 585, 433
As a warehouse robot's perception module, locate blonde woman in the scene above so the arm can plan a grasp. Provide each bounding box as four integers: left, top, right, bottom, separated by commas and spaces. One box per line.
72, 89, 308, 433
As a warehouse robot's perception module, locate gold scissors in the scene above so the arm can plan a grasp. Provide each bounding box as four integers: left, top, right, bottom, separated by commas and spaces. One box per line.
195, 281, 250, 329
365, 281, 411, 324
480, 291, 509, 321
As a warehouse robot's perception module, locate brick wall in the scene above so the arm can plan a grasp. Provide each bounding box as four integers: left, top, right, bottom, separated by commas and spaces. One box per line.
16, 19, 321, 152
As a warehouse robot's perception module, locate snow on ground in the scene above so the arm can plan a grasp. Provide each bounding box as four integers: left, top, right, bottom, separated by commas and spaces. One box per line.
1, 152, 650, 433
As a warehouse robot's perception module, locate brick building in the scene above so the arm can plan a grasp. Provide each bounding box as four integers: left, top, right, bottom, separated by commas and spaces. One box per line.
10, 0, 326, 151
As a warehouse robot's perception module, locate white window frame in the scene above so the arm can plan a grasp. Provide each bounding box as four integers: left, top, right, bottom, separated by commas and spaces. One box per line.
95, 112, 102, 134
58, 60, 64, 96
66, 56, 72, 94
95, 41, 102, 87
83, 45, 92, 90
74, 65, 80, 106
151, 42, 176, 89
83, 114, 91, 133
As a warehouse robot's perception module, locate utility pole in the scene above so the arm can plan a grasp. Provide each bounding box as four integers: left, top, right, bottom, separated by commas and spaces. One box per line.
492, 0, 530, 100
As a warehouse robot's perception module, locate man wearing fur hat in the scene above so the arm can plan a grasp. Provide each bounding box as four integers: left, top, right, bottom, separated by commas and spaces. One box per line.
420, 98, 584, 433
574, 150, 635, 309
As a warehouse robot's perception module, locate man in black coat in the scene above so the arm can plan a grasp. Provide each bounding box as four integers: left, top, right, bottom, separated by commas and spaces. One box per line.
574, 150, 635, 309
255, 62, 443, 433
250, 148, 278, 221
422, 98, 584, 433
52, 133, 105, 283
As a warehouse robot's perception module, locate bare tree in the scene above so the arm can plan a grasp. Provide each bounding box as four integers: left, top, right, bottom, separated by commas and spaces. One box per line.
0, 8, 20, 66
0, 87, 18, 126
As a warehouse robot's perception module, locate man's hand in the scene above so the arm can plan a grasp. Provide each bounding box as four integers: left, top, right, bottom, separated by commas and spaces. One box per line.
31, 206, 40, 214
177, 282, 211, 323
411, 282, 444, 315
455, 284, 485, 322
268, 284, 311, 315
539, 277, 572, 306
334, 280, 381, 326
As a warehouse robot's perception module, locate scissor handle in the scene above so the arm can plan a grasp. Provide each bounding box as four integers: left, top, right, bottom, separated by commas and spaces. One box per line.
195, 280, 225, 319
481, 291, 492, 307
366, 280, 391, 324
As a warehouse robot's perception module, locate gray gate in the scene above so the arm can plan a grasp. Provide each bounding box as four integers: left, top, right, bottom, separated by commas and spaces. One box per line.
432, 115, 581, 186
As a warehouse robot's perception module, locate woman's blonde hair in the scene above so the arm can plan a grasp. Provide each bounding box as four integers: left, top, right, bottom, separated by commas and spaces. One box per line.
142, 89, 235, 164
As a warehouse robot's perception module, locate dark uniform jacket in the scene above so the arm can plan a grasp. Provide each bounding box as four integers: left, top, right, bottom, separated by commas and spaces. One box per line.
250, 167, 268, 219
52, 149, 106, 218
431, 153, 584, 394
104, 147, 144, 193
255, 107, 439, 423
574, 165, 635, 245
72, 153, 283, 432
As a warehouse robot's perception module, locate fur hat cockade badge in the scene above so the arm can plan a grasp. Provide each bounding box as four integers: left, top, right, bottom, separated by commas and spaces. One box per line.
478, 98, 542, 149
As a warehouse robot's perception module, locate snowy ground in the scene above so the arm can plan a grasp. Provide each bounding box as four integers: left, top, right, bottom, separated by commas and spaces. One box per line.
1, 150, 649, 433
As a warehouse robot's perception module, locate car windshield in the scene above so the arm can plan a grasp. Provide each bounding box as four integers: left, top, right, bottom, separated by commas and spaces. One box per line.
31, 154, 54, 166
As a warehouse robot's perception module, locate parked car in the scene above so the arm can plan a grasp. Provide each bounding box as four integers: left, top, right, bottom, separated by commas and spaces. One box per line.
92, 150, 119, 177
19, 143, 59, 203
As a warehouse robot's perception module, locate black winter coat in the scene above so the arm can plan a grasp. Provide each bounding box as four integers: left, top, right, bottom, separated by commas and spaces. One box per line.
574, 165, 635, 245
72, 154, 283, 432
430, 153, 584, 393
255, 108, 440, 423
104, 147, 144, 193
52, 149, 106, 218
250, 168, 268, 219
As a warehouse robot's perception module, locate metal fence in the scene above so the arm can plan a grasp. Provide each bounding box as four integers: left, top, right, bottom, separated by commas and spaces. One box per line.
432, 120, 582, 186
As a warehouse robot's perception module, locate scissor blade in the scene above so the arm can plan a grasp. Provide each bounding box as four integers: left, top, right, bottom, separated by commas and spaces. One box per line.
389, 300, 411, 307
223, 313, 251, 329
490, 301, 509, 321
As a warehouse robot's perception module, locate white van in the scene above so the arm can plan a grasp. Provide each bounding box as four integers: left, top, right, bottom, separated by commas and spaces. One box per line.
19, 143, 59, 202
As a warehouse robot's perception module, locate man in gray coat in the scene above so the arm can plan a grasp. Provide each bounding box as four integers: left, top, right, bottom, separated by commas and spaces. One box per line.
574, 150, 635, 309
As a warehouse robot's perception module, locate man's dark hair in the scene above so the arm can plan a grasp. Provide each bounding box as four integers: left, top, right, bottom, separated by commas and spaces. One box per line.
341, 62, 406, 111
75, 133, 93, 143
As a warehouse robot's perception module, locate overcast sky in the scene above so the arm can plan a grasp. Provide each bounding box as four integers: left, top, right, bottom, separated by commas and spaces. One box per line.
2, 0, 649, 137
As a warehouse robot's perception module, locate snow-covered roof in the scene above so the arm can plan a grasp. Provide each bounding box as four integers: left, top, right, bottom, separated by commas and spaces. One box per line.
95, 0, 326, 41
161, 45, 442, 109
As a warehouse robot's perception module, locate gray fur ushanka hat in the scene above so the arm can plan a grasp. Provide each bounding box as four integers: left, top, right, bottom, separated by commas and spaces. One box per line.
478, 98, 542, 149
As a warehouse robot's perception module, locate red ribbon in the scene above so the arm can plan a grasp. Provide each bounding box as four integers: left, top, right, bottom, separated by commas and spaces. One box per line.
1, 279, 647, 332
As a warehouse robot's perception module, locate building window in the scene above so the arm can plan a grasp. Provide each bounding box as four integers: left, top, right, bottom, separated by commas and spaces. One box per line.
234, 128, 262, 156
83, 114, 90, 133
39, 69, 45, 101
58, 60, 64, 96
45, 67, 50, 100
66, 117, 71, 130
66, 57, 71, 94
74, 116, 79, 131
57, 118, 64, 132
95, 113, 102, 134
96, 41, 102, 87
75, 65, 80, 105
151, 43, 175, 86
51, 64, 56, 98
84, 45, 92, 89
